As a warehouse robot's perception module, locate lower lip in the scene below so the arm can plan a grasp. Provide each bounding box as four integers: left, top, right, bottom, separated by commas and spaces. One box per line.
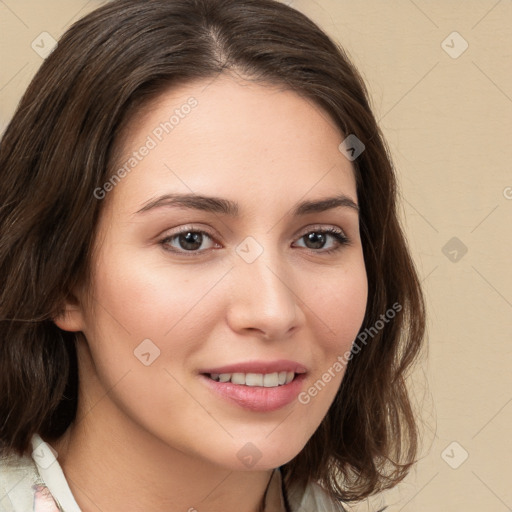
199, 373, 307, 412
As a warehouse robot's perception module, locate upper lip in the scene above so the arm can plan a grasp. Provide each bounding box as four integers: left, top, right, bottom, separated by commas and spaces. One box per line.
199, 359, 308, 375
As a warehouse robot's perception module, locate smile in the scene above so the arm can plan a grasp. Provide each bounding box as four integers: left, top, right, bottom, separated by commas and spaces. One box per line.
199, 372, 307, 412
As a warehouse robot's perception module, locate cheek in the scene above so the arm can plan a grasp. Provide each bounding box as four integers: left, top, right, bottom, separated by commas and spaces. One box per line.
89, 247, 222, 341
80, 247, 229, 396
294, 280, 365, 430
80, 250, 219, 429
314, 261, 368, 351
292, 257, 367, 384
301, 261, 367, 398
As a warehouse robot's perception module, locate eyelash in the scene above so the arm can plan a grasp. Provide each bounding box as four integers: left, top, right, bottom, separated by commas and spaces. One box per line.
159, 226, 350, 257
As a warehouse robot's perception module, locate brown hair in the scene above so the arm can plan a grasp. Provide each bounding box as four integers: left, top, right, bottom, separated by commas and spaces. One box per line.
0, 0, 426, 506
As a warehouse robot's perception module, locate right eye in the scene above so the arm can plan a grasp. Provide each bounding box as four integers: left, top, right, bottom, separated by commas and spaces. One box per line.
160, 228, 220, 255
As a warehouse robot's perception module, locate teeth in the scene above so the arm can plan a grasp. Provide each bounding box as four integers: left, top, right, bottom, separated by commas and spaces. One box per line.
245, 373, 263, 386
263, 373, 278, 387
207, 371, 296, 387
231, 373, 246, 385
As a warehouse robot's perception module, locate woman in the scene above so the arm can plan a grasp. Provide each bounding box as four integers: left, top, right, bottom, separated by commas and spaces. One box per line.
0, 0, 426, 510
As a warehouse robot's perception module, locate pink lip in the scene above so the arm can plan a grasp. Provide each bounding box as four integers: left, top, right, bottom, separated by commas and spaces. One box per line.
199, 372, 307, 412
198, 359, 307, 375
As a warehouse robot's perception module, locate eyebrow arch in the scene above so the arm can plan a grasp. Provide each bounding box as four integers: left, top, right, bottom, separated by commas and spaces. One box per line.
134, 193, 359, 216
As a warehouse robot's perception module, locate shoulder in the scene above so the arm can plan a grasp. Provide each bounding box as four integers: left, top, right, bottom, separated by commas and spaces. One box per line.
287, 479, 387, 512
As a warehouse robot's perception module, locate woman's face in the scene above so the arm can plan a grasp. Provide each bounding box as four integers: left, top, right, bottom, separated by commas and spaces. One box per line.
65, 74, 368, 470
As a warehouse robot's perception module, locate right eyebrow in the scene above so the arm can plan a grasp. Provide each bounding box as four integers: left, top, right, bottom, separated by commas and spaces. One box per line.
134, 193, 239, 216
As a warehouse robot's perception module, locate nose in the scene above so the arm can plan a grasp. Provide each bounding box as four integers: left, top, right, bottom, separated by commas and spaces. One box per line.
226, 246, 303, 340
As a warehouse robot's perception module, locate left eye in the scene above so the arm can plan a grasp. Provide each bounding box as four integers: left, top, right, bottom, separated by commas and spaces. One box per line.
160, 227, 349, 255
293, 227, 349, 252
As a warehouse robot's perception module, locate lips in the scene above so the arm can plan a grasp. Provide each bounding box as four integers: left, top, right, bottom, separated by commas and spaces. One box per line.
197, 359, 308, 412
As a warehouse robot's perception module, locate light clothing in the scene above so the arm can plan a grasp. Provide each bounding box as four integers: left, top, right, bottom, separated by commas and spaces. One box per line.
0, 434, 385, 511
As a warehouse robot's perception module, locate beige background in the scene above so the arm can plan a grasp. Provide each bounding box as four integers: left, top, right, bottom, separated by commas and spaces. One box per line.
1, 1, 511, 510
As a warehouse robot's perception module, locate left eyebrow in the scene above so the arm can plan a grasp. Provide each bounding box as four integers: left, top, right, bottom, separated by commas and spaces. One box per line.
133, 193, 359, 216
292, 195, 359, 216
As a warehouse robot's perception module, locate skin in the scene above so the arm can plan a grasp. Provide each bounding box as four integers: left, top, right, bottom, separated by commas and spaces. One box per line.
51, 73, 368, 512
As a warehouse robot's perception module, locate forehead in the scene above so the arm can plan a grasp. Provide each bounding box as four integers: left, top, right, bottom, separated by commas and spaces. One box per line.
107, 74, 357, 215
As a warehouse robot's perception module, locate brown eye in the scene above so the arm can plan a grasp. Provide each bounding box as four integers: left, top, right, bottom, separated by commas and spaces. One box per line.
294, 227, 350, 254
161, 229, 218, 254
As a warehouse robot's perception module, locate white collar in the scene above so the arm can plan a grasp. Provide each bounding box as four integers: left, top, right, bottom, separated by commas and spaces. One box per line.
31, 433, 82, 512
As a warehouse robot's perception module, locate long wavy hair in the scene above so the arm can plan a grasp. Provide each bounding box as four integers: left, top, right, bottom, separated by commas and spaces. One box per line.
0, 0, 426, 506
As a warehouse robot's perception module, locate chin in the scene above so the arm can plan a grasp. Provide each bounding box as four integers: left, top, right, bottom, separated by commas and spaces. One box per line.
208, 435, 306, 471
